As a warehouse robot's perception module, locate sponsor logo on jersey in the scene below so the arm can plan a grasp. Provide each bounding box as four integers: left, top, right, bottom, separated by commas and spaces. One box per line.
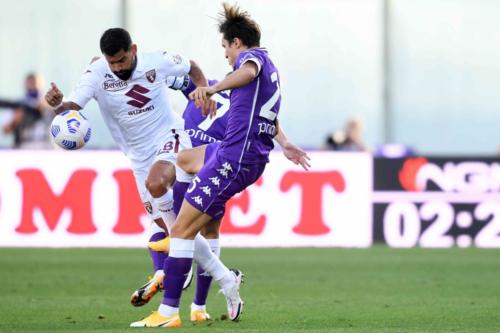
146, 69, 156, 83
103, 79, 128, 91
105, 73, 113, 79
185, 128, 219, 144
125, 84, 151, 108
128, 104, 155, 116
257, 122, 276, 136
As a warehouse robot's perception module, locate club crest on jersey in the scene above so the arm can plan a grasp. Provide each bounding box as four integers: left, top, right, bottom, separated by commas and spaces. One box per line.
146, 69, 156, 83
143, 201, 153, 214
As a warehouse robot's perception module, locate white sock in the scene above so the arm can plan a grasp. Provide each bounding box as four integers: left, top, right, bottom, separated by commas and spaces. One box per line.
207, 238, 221, 257
159, 304, 179, 317
153, 270, 164, 278
191, 303, 206, 311
170, 238, 195, 258
193, 234, 232, 288
154, 190, 176, 229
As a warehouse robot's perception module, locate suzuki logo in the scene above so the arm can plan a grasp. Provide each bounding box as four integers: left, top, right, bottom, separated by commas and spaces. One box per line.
126, 85, 151, 108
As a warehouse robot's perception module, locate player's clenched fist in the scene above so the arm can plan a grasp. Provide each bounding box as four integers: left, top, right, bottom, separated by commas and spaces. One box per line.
45, 82, 64, 107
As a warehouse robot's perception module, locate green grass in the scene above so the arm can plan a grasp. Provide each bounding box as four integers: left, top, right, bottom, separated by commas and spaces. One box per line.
0, 248, 499, 332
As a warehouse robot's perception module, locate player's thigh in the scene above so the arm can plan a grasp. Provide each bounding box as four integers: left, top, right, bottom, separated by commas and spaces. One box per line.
177, 144, 208, 174
171, 199, 213, 239
147, 130, 191, 189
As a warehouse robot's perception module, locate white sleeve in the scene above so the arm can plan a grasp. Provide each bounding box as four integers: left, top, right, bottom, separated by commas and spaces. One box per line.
66, 69, 98, 108
160, 51, 191, 77
240, 54, 262, 75
166, 75, 190, 91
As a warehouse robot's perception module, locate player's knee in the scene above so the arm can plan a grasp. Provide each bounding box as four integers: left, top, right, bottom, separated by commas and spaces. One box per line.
202, 230, 219, 239
202, 224, 219, 239
145, 178, 166, 198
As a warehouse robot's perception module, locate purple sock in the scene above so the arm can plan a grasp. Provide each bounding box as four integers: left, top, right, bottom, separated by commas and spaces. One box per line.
193, 265, 213, 306
173, 181, 190, 215
162, 256, 192, 307
149, 232, 168, 272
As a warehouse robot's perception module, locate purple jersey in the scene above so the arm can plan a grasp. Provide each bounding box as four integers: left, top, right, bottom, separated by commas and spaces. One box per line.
218, 48, 280, 164
181, 79, 230, 147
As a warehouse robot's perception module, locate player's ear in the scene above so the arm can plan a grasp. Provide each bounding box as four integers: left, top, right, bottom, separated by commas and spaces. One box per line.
130, 44, 138, 55
233, 38, 241, 48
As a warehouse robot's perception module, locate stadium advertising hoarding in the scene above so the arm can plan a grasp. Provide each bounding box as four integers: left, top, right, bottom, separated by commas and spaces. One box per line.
373, 157, 500, 248
0, 151, 373, 248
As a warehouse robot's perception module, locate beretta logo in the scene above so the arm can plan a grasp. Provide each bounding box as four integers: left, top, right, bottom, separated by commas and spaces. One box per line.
103, 79, 128, 92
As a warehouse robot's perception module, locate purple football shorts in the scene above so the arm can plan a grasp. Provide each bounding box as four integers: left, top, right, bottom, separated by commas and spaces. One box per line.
184, 142, 266, 220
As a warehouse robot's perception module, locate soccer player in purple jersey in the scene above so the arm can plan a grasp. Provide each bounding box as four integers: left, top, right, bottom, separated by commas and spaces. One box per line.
132, 77, 231, 322
137, 75, 309, 323
130, 3, 309, 328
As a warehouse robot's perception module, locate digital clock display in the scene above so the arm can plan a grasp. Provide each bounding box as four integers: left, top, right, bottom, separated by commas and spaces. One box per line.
373, 157, 500, 248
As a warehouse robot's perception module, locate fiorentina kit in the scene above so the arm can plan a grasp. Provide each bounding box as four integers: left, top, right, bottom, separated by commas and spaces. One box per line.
185, 48, 281, 219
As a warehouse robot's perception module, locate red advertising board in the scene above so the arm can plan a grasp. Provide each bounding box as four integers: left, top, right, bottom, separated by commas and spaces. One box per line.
0, 151, 373, 247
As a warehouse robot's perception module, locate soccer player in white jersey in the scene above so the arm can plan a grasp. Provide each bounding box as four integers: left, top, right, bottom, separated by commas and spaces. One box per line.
46, 29, 251, 327
44, 27, 209, 287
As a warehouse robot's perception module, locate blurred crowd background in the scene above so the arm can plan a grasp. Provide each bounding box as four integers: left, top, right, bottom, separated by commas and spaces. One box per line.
0, 0, 499, 156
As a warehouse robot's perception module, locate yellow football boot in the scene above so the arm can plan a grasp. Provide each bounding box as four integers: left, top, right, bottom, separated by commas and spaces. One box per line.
148, 236, 171, 253
130, 274, 164, 307
130, 311, 181, 328
190, 305, 211, 322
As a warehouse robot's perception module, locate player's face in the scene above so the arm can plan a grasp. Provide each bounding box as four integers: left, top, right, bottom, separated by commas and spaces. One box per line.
105, 44, 137, 80
222, 38, 241, 66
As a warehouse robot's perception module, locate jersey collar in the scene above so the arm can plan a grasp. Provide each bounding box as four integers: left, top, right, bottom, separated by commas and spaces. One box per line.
131, 52, 146, 79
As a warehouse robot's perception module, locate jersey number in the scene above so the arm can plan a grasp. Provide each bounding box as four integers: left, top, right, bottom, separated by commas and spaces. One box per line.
258, 72, 280, 121
198, 93, 230, 131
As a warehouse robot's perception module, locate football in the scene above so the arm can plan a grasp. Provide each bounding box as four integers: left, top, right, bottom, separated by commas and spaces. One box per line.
50, 110, 91, 150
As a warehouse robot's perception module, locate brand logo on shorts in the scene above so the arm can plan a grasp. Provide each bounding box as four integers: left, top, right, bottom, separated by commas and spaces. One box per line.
201, 186, 212, 197
146, 69, 156, 83
143, 201, 153, 214
209, 176, 221, 187
192, 196, 203, 207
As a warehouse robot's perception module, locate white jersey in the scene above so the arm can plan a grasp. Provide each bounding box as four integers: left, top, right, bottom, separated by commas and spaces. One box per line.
67, 50, 190, 162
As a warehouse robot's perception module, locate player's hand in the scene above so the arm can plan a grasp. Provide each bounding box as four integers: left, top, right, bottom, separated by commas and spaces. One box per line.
189, 87, 217, 117
282, 141, 311, 171
45, 82, 64, 107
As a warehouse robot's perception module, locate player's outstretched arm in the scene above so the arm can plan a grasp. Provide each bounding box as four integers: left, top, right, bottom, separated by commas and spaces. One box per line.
210, 62, 258, 93
45, 83, 82, 114
275, 122, 311, 171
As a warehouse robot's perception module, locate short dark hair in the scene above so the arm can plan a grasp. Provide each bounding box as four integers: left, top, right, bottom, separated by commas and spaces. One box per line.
100, 28, 132, 56
218, 3, 261, 48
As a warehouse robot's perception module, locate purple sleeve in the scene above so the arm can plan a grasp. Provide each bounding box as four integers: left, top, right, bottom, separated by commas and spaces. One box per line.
183, 79, 219, 98
182, 79, 197, 98
236, 51, 264, 74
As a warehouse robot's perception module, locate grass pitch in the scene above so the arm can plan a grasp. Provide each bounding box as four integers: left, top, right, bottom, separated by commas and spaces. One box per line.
0, 247, 499, 332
